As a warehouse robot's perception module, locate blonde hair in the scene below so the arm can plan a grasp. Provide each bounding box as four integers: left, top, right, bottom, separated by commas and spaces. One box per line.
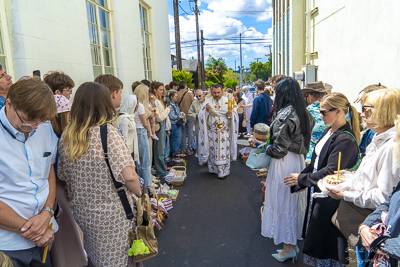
321, 92, 360, 143
63, 82, 115, 162
395, 115, 400, 161
0, 252, 13, 267
361, 83, 387, 104
364, 88, 400, 128
134, 84, 151, 117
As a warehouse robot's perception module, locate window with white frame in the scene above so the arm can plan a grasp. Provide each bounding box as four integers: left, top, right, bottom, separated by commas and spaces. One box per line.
0, 14, 7, 69
139, 3, 152, 81
86, 0, 114, 78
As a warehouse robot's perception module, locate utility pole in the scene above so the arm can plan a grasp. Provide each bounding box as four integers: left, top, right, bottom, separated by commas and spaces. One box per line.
255, 58, 261, 62
239, 29, 252, 89
173, 0, 182, 70
194, 0, 202, 89
201, 29, 205, 90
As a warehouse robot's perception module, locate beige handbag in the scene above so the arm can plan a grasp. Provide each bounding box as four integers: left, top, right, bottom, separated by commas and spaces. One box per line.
128, 193, 158, 262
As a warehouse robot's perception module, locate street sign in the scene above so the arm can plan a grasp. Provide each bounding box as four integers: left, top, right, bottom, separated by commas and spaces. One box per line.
233, 70, 240, 74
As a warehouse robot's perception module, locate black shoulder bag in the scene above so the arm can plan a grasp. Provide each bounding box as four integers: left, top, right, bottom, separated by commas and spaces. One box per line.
100, 124, 134, 220
175, 91, 187, 126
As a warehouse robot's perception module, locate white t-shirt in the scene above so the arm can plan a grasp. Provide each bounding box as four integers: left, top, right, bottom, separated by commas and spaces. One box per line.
313, 130, 333, 170
134, 103, 145, 129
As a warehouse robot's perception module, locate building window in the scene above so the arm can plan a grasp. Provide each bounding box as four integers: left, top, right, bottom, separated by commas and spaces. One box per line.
140, 3, 152, 81
0, 20, 6, 68
86, 0, 114, 78
287, 8, 290, 75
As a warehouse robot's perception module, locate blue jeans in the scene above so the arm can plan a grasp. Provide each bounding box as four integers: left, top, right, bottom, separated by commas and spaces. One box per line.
165, 135, 170, 159
171, 123, 182, 155
136, 128, 152, 191
153, 120, 167, 177
181, 118, 194, 151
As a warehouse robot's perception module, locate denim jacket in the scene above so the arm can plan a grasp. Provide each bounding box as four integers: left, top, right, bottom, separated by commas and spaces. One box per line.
363, 179, 400, 259
169, 102, 181, 125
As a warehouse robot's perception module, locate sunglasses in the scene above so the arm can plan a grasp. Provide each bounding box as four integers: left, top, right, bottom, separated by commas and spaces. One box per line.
196, 95, 202, 98
362, 105, 374, 113
320, 107, 337, 116
14, 107, 47, 127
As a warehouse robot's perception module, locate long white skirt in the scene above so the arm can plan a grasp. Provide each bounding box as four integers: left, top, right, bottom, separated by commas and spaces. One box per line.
261, 151, 307, 245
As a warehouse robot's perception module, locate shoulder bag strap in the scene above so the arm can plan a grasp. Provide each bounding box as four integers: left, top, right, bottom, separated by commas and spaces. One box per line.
363, 235, 389, 267
179, 91, 188, 106
343, 131, 361, 154
100, 124, 134, 220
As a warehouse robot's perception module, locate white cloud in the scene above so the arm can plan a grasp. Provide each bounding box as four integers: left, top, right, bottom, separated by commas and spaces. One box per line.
202, 0, 272, 21
169, 0, 272, 68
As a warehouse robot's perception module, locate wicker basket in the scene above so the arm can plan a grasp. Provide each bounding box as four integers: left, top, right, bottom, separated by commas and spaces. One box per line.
172, 158, 185, 167
169, 166, 186, 186
174, 153, 187, 160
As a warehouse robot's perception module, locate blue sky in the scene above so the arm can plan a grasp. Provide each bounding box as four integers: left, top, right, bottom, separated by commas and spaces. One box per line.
167, 0, 273, 71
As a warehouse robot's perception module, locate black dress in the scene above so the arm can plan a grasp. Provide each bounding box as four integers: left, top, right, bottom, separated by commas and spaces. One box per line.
292, 123, 359, 266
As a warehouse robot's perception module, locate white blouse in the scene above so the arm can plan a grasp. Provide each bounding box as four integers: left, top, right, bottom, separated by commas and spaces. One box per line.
344, 127, 400, 209
313, 130, 333, 170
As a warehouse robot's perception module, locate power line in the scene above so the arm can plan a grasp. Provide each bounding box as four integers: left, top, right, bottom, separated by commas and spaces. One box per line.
180, 41, 271, 48
212, 10, 272, 13
171, 37, 272, 46
179, 3, 192, 15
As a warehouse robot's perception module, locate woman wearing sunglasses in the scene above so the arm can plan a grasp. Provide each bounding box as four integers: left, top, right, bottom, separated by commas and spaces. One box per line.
284, 92, 360, 267
326, 88, 400, 266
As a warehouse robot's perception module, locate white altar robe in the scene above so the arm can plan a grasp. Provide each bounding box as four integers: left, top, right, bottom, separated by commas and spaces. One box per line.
198, 96, 238, 177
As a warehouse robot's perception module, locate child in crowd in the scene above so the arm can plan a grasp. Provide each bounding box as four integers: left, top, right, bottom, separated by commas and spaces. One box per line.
148, 93, 159, 140
169, 91, 185, 156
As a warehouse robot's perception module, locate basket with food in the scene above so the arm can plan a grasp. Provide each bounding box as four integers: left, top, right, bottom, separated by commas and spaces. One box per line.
168, 166, 186, 186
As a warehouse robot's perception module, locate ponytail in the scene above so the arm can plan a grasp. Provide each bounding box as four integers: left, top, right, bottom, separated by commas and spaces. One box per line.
349, 105, 360, 143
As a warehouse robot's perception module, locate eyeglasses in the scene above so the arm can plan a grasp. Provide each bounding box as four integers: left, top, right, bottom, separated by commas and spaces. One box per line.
196, 95, 202, 98
320, 107, 337, 116
362, 105, 374, 113
13, 107, 47, 127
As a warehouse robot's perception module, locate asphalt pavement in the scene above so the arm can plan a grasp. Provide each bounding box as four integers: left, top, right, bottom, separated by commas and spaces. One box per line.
145, 149, 306, 267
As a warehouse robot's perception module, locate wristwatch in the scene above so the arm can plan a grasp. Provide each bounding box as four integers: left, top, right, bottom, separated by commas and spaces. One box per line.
41, 206, 55, 217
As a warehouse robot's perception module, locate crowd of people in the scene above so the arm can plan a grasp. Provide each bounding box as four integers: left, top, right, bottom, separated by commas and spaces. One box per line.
1, 61, 400, 267
256, 76, 400, 267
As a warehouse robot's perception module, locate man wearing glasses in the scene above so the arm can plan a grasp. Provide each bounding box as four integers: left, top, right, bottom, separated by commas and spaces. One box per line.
43, 71, 75, 100
0, 64, 13, 110
188, 89, 205, 156
0, 77, 58, 266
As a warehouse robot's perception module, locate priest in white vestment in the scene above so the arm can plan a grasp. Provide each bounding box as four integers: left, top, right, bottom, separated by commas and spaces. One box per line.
242, 86, 254, 134
198, 84, 238, 179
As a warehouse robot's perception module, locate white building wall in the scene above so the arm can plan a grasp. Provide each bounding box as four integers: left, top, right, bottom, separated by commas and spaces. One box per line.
7, 0, 93, 86
310, 0, 400, 102
3, 0, 171, 100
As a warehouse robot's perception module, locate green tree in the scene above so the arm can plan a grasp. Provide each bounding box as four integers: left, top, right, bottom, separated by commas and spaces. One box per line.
249, 58, 271, 81
205, 55, 228, 82
224, 79, 238, 89
223, 69, 239, 82
205, 69, 220, 83
172, 70, 194, 88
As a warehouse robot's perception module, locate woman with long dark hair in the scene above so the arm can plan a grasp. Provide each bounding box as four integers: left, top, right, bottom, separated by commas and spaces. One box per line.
261, 78, 314, 263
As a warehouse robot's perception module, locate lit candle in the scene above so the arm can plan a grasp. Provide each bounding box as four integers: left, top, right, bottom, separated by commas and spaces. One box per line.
337, 152, 341, 181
